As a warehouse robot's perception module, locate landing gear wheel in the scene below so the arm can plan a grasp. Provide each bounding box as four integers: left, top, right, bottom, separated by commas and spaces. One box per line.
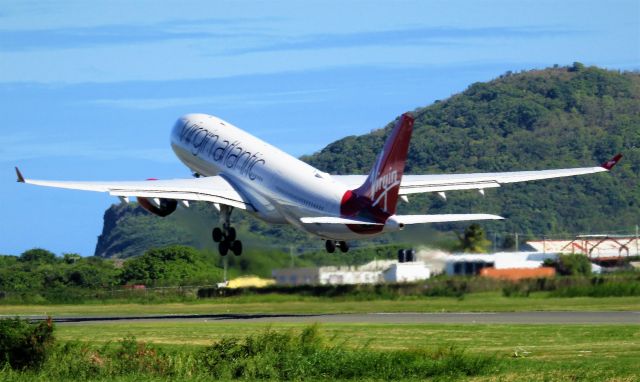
218, 240, 230, 256
231, 240, 243, 256
212, 227, 223, 243
325, 240, 336, 253
216, 206, 242, 256
226, 227, 237, 243
338, 241, 349, 253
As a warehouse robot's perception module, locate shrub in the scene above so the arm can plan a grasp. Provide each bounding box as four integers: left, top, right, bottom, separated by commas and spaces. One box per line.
198, 325, 498, 379
502, 283, 530, 297
550, 277, 640, 297
112, 335, 169, 375
18, 248, 57, 264
0, 326, 499, 379
0, 317, 54, 370
553, 254, 593, 276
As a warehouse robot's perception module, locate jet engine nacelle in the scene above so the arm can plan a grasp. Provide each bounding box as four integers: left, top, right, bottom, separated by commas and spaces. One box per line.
137, 197, 178, 217
383, 215, 405, 233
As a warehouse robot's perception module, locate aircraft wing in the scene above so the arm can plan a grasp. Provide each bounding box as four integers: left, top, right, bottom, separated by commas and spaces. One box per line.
333, 154, 622, 196
14, 168, 251, 210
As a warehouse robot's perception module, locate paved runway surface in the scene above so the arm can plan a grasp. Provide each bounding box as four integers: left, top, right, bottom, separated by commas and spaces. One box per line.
23, 311, 640, 325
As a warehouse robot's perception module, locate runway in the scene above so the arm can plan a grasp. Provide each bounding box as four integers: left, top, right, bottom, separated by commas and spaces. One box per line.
25, 311, 640, 325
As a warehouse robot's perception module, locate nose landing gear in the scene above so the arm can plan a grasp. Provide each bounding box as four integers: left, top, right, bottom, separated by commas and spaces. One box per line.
212, 206, 242, 256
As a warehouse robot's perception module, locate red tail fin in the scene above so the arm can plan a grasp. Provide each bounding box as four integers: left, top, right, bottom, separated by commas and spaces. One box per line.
341, 113, 414, 221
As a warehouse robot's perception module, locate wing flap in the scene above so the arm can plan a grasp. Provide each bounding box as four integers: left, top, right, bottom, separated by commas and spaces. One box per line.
109, 190, 248, 210
400, 180, 501, 194
15, 168, 250, 210
399, 167, 607, 195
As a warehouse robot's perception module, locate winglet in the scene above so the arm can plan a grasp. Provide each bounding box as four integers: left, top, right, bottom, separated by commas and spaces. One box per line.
601, 153, 623, 170
15, 167, 25, 183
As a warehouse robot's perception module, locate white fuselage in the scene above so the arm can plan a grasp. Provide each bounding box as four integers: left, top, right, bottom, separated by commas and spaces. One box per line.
170, 114, 363, 240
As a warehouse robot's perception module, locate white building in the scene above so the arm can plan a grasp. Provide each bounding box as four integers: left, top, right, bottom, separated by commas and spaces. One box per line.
272, 259, 431, 286
383, 262, 431, 283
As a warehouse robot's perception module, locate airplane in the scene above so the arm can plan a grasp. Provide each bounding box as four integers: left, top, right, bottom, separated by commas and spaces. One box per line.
15, 112, 622, 256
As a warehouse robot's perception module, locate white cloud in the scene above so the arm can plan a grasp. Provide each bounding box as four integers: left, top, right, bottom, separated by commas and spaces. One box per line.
0, 133, 174, 163
86, 89, 332, 110
1, 1, 637, 84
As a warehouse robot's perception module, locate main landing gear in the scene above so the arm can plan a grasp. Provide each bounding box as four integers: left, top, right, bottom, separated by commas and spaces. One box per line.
212, 205, 242, 256
325, 240, 349, 253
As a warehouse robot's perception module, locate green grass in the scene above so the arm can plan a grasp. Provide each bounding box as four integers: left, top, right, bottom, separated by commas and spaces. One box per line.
1, 290, 637, 380
54, 321, 640, 352
1, 292, 638, 317
40, 322, 640, 381
1, 321, 638, 381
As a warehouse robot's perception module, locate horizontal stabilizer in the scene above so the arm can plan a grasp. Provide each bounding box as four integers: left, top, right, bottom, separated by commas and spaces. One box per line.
394, 214, 504, 224
300, 217, 383, 225
301, 214, 502, 225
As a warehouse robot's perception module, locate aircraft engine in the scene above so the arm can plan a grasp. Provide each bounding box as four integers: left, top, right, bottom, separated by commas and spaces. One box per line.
137, 197, 178, 217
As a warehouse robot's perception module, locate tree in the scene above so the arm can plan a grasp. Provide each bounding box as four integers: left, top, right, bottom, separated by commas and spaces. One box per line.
568, 61, 585, 72
65, 259, 119, 288
120, 245, 223, 286
501, 236, 516, 251
553, 254, 592, 276
456, 224, 491, 253
19, 248, 56, 264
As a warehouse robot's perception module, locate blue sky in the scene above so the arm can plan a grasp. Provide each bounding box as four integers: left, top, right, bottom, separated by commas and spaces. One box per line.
1, 0, 639, 256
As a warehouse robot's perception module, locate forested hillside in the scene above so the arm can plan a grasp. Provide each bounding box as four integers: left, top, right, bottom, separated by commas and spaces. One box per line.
306, 63, 639, 235
95, 202, 323, 258
96, 64, 639, 258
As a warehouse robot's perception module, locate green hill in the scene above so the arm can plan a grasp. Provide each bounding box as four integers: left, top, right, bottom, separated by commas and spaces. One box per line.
305, 63, 639, 235
94, 202, 320, 259
95, 64, 640, 258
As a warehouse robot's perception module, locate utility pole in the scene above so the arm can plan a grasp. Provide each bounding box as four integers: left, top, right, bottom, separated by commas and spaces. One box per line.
290, 245, 295, 268
493, 232, 497, 253
515, 232, 519, 253
636, 224, 640, 256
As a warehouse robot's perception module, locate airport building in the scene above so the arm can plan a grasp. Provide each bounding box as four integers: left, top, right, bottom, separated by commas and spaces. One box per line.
273, 246, 620, 286
527, 235, 639, 259
272, 258, 431, 286
273, 251, 560, 286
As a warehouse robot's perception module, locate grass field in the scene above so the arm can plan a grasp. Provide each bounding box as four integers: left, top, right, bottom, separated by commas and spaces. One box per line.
2, 295, 638, 380
48, 321, 639, 381
1, 292, 639, 317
